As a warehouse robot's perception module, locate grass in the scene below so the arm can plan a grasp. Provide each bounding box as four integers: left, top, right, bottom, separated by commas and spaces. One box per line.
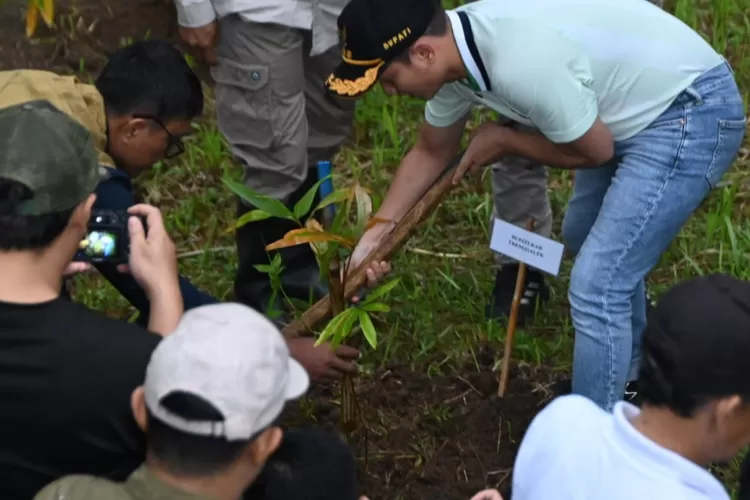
69, 0, 750, 495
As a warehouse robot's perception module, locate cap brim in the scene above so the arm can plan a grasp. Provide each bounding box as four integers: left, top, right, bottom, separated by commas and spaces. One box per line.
325, 61, 385, 99
285, 358, 310, 400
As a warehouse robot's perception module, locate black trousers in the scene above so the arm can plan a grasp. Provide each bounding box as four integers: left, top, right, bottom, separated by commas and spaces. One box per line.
738, 453, 750, 500
233, 165, 327, 314
243, 427, 358, 500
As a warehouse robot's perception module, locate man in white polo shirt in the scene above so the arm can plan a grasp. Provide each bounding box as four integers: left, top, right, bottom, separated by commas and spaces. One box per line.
511, 274, 750, 499
327, 0, 746, 411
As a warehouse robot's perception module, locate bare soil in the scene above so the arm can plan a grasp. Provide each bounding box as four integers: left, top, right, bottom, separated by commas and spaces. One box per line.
0, 0, 191, 76
283, 345, 561, 500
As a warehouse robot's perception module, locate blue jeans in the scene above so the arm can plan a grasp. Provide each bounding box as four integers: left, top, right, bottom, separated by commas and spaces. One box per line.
562, 61, 747, 411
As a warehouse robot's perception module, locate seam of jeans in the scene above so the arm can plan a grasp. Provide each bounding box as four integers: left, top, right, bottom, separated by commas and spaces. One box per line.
706, 115, 745, 189
600, 104, 689, 410
690, 64, 737, 99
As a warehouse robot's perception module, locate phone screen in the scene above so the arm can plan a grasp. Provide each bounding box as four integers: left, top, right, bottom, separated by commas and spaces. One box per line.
78, 229, 120, 260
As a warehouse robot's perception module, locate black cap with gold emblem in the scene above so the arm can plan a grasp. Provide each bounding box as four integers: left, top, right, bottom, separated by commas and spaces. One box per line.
325, 0, 439, 98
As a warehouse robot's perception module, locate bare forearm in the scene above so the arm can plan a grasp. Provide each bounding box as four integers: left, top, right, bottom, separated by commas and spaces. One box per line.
502, 128, 602, 169
375, 119, 466, 224
146, 281, 184, 336
375, 147, 448, 223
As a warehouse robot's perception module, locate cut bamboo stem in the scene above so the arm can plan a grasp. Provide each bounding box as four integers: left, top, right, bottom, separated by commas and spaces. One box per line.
328, 257, 345, 317
498, 218, 536, 397
282, 152, 465, 339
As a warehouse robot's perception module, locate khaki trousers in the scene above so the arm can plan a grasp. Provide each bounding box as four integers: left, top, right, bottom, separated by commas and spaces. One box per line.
212, 16, 355, 203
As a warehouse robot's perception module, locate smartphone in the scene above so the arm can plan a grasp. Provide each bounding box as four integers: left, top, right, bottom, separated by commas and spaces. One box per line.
74, 210, 144, 264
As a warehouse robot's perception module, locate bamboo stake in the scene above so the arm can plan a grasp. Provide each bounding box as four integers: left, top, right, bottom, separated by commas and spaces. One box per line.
498, 218, 536, 397
282, 152, 465, 339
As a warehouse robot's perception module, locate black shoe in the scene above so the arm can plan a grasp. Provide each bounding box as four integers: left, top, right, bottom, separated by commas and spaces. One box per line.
646, 287, 656, 315
485, 265, 549, 325
624, 381, 640, 405
550, 377, 572, 397
233, 165, 328, 315
548, 379, 640, 406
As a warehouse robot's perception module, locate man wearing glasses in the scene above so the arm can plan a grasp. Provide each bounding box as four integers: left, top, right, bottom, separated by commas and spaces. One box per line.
0, 40, 212, 322
0, 39, 377, 383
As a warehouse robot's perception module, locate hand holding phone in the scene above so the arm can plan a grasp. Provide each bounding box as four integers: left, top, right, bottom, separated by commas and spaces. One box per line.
119, 204, 183, 335
121, 204, 179, 296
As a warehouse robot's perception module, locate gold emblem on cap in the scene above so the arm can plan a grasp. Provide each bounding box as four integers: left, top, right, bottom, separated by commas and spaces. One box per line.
327, 26, 411, 97
326, 62, 384, 96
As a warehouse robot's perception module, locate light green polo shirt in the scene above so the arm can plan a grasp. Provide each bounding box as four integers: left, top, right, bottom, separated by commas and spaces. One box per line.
425, 0, 725, 142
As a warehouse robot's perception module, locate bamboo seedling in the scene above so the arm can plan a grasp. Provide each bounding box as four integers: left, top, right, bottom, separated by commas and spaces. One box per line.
223, 173, 401, 431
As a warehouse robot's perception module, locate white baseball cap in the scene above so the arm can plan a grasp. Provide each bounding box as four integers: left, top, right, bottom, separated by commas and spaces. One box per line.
143, 303, 310, 441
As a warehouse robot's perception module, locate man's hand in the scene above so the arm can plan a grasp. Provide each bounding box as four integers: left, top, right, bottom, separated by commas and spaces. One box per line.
119, 204, 179, 295
63, 261, 93, 277
363, 260, 391, 288
178, 21, 219, 64
349, 260, 392, 304
453, 122, 509, 185
470, 490, 503, 500
287, 337, 360, 381
342, 221, 394, 304
344, 220, 396, 280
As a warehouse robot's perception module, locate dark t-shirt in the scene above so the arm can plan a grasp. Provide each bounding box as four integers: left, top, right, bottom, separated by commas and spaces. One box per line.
0, 297, 161, 500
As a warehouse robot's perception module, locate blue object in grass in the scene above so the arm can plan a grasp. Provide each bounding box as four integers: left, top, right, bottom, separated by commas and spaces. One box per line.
317, 160, 336, 226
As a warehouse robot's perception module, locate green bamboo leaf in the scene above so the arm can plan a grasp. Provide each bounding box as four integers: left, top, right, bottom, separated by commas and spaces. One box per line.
314, 187, 353, 212
360, 302, 390, 313
357, 310, 377, 349
330, 197, 350, 234
315, 309, 357, 347
315, 310, 349, 346
254, 264, 273, 273
331, 310, 360, 349
231, 209, 271, 231
223, 178, 294, 220
294, 176, 330, 220
360, 277, 401, 304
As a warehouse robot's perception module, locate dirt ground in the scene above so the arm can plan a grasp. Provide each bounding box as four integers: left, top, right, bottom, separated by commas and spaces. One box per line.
0, 1, 558, 498
0, 0, 196, 76
282, 345, 561, 499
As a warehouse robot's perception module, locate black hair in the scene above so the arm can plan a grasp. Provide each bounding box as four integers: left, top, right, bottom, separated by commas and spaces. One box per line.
0, 179, 74, 251
95, 40, 204, 122
638, 274, 750, 418
393, 1, 448, 64
146, 391, 251, 477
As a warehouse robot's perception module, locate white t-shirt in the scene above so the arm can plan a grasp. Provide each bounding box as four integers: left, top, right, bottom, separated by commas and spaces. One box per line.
425, 0, 724, 142
512, 395, 731, 500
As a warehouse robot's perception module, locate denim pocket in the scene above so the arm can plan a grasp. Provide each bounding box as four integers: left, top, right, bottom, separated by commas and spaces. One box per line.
706, 117, 747, 189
